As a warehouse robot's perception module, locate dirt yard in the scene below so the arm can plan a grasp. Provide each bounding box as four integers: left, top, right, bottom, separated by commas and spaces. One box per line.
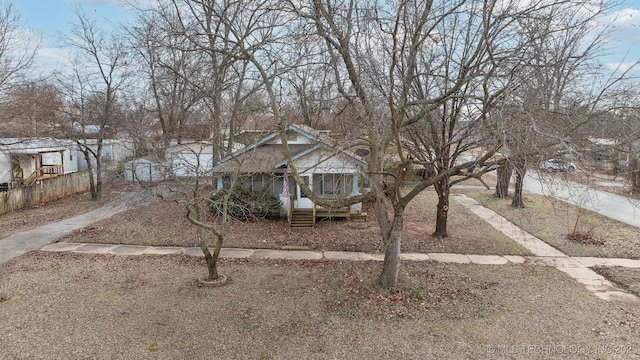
54, 186, 530, 256
2, 252, 640, 359
2, 182, 640, 358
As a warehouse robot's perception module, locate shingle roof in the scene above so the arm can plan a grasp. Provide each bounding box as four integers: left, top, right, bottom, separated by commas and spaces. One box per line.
212, 124, 366, 174
211, 144, 312, 174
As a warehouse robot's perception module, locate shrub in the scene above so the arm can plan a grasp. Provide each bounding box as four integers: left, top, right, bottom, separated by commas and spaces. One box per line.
209, 187, 282, 221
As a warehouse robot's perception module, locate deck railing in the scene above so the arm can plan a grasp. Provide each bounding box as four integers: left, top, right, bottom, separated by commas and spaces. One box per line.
35, 165, 64, 179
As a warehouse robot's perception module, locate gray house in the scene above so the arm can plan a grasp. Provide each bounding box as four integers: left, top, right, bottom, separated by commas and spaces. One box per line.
211, 124, 366, 226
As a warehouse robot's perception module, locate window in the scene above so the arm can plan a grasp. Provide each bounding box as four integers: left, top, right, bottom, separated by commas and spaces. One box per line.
313, 174, 353, 198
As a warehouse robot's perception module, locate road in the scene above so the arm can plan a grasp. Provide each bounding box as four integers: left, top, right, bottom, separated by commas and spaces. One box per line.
523, 172, 640, 229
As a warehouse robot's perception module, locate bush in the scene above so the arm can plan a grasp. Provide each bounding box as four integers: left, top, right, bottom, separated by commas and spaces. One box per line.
209, 187, 282, 221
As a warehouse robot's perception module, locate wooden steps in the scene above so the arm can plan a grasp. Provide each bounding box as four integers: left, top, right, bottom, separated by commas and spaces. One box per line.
289, 209, 315, 228
289, 207, 351, 228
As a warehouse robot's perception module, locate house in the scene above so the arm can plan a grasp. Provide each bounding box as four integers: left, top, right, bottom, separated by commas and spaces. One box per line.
211, 124, 366, 226
0, 138, 79, 191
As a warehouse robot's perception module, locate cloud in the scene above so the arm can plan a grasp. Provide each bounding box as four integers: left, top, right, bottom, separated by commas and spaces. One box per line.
605, 61, 639, 72
607, 8, 640, 43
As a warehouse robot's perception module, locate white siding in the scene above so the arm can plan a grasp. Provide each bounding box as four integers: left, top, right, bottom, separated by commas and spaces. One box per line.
63, 149, 79, 173
125, 159, 166, 182
0, 153, 10, 183
294, 150, 358, 175
171, 153, 214, 177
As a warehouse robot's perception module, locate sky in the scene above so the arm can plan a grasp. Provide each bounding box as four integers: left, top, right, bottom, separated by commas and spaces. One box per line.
13, 0, 135, 73
10, 0, 640, 76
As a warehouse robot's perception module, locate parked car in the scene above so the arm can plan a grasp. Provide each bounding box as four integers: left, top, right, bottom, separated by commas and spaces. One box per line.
539, 159, 577, 172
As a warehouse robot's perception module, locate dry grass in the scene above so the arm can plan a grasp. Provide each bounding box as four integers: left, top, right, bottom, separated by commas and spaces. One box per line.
57, 188, 531, 256
3, 182, 640, 358
465, 190, 640, 259
2, 252, 640, 359
593, 267, 640, 297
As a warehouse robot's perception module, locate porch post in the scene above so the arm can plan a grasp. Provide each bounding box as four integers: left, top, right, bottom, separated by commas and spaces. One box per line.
217, 176, 223, 190
351, 174, 359, 195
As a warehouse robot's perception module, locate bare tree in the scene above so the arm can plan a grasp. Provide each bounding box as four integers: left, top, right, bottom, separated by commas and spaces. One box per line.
127, 8, 203, 156
58, 7, 130, 199
144, 0, 268, 162
276, 0, 528, 286
0, 80, 63, 137
0, 1, 38, 92
0, 1, 39, 134
497, 1, 626, 207
133, 0, 280, 281
167, 157, 235, 284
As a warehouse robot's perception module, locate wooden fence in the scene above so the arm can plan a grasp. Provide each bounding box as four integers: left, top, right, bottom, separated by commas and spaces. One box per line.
0, 170, 92, 215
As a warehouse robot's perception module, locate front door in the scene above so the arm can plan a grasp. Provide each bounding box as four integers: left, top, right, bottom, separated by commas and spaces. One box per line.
295, 175, 314, 209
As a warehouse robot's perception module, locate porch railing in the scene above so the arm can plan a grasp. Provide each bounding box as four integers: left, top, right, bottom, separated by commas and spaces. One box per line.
35, 165, 64, 179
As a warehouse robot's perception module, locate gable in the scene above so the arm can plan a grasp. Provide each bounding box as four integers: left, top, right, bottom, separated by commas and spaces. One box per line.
213, 124, 365, 174
286, 146, 363, 174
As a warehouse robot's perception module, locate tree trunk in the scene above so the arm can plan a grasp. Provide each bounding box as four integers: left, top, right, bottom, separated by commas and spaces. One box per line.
630, 155, 640, 194
511, 158, 527, 208
82, 150, 99, 200
377, 199, 404, 288
432, 178, 450, 238
95, 157, 103, 198
197, 229, 224, 281
494, 162, 513, 198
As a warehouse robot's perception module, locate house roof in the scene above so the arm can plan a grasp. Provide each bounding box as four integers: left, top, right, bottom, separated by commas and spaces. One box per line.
212, 144, 312, 174
174, 124, 212, 141
212, 124, 366, 174
0, 138, 77, 154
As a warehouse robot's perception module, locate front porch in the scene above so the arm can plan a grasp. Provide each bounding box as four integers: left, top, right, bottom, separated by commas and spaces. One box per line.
288, 204, 352, 228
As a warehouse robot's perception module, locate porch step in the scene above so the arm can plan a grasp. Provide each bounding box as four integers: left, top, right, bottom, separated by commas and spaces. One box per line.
289, 210, 315, 228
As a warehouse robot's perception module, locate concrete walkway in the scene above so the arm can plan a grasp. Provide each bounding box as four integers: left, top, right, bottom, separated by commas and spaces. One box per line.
39, 241, 640, 270
40, 240, 640, 305
0, 190, 158, 265
0, 194, 138, 264
454, 194, 640, 304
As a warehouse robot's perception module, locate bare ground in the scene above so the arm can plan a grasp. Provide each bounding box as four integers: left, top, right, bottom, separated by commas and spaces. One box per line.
55, 187, 530, 256
2, 252, 640, 359
3, 182, 640, 358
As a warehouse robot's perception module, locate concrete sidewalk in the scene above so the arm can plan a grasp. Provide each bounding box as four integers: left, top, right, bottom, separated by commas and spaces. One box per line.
41, 238, 640, 305
454, 194, 640, 304
41, 242, 640, 270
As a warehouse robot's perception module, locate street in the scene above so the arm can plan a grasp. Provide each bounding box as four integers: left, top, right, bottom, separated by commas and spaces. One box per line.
523, 172, 640, 229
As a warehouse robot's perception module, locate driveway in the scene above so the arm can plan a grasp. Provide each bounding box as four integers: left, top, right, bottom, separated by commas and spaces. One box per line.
0, 190, 155, 264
